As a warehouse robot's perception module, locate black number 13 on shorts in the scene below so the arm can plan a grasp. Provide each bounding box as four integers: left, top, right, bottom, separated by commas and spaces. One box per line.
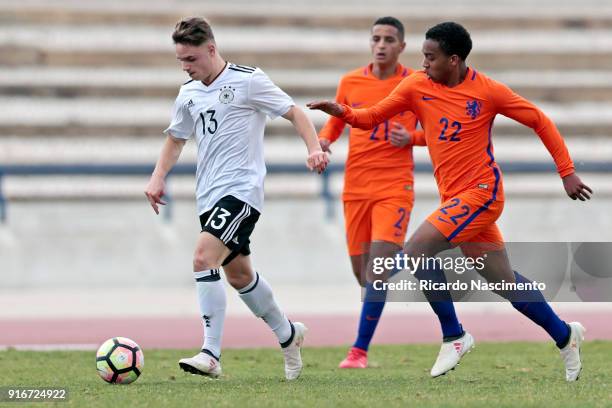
199, 195, 260, 253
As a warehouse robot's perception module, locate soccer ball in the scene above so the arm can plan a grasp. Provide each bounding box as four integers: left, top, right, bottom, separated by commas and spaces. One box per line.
96, 337, 144, 384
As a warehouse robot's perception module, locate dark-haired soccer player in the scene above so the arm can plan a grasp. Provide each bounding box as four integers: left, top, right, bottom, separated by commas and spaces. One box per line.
318, 16, 426, 369
146, 17, 328, 380
309, 21, 591, 381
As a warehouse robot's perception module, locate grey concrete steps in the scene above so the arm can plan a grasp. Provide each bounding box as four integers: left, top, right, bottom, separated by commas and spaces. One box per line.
0, 135, 609, 165
3, 68, 612, 103
2, 0, 612, 31
9, 50, 609, 71
2, 96, 611, 137
3, 173, 612, 202
3, 26, 612, 70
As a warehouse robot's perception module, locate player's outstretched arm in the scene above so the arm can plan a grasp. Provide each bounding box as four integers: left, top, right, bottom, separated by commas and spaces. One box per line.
307, 100, 345, 118
145, 135, 186, 214
562, 173, 593, 201
309, 90, 410, 130
282, 105, 329, 174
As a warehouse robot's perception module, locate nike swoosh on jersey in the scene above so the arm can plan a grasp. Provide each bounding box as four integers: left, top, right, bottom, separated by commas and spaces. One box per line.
422, 96, 436, 101
351, 102, 364, 107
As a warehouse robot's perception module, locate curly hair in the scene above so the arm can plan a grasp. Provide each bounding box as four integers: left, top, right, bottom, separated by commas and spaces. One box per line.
425, 22, 472, 61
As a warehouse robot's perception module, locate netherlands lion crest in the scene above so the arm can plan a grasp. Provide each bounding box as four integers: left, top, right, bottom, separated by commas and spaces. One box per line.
219, 85, 235, 104
466, 100, 482, 119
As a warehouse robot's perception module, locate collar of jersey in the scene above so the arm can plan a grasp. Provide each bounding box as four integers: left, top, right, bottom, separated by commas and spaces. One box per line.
430, 67, 473, 91
200, 61, 229, 88
366, 63, 405, 80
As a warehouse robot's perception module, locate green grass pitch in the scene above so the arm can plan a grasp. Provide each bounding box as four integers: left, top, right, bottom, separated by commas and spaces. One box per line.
2, 342, 611, 407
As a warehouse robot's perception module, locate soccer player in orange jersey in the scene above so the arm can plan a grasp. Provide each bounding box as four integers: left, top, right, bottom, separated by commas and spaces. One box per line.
318, 17, 426, 369
309, 22, 592, 381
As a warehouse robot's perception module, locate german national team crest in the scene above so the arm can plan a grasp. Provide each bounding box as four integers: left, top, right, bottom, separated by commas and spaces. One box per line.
219, 86, 235, 104
466, 100, 482, 119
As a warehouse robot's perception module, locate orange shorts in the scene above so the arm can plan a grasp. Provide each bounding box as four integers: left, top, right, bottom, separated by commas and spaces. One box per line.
426, 188, 504, 250
344, 194, 414, 256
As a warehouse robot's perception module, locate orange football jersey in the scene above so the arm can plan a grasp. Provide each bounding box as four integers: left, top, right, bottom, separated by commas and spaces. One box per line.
340, 68, 575, 201
319, 64, 426, 201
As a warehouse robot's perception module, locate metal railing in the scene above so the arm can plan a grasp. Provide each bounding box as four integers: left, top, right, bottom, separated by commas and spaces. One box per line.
0, 161, 610, 223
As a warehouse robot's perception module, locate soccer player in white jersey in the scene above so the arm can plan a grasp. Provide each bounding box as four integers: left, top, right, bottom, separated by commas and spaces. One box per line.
145, 17, 328, 380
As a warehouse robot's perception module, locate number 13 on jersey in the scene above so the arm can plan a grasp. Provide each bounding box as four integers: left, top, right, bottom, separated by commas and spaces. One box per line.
200, 110, 218, 135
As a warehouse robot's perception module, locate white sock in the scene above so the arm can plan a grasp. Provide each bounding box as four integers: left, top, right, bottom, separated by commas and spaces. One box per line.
238, 272, 293, 346
194, 269, 226, 360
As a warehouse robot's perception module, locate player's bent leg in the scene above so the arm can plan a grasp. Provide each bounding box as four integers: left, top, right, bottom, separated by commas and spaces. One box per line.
340, 242, 402, 369
405, 221, 472, 377
405, 221, 462, 334
474, 244, 580, 381
224, 254, 306, 380
341, 196, 413, 369
339, 200, 372, 368
180, 232, 231, 378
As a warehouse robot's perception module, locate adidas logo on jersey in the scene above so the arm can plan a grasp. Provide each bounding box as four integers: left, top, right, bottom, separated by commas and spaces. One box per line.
187, 99, 195, 110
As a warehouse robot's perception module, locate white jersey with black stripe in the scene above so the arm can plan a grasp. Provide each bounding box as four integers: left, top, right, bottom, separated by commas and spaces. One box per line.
164, 62, 294, 215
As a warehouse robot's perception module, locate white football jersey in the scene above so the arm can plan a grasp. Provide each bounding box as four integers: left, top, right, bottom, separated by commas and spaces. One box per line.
164, 63, 294, 215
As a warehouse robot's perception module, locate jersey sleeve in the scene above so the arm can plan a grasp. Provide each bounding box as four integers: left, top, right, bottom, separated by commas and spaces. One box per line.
248, 69, 295, 119
491, 80, 575, 178
341, 75, 416, 130
318, 77, 348, 143
163, 91, 195, 140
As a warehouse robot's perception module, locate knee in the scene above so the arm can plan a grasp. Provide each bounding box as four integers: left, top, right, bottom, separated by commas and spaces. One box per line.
193, 248, 223, 271
227, 269, 254, 290
405, 224, 449, 257
404, 241, 429, 258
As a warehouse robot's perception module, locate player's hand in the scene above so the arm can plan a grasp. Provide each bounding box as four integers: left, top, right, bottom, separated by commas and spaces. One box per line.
306, 150, 330, 174
319, 138, 332, 154
306, 100, 345, 117
389, 122, 411, 148
562, 173, 593, 201
144, 176, 168, 214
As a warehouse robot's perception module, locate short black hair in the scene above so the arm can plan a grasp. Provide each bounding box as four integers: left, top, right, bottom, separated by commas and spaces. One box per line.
425, 22, 472, 61
372, 16, 405, 41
